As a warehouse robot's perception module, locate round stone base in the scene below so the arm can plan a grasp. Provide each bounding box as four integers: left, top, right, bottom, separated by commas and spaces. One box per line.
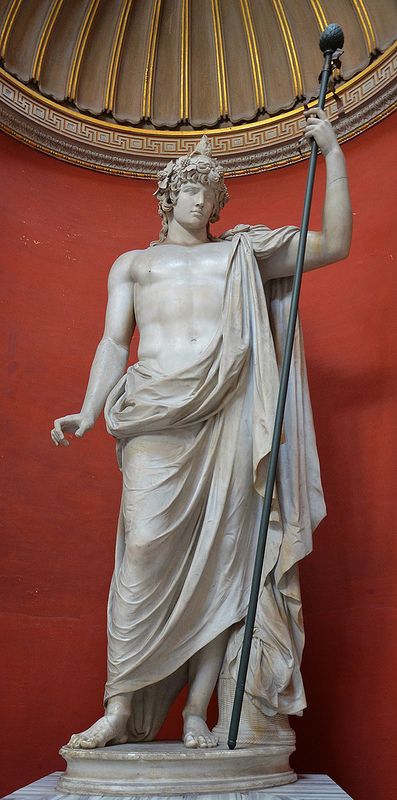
58, 741, 296, 796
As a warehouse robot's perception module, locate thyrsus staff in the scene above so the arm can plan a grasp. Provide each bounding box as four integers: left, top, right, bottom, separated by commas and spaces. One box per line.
227, 23, 346, 751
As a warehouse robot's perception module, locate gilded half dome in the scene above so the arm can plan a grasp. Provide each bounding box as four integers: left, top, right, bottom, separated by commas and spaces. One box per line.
0, 0, 396, 176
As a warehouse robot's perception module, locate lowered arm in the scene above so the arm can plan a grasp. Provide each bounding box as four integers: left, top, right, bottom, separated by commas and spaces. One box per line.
51, 251, 136, 446
80, 253, 136, 424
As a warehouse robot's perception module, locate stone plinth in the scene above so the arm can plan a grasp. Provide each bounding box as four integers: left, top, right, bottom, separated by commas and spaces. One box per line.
57, 741, 295, 795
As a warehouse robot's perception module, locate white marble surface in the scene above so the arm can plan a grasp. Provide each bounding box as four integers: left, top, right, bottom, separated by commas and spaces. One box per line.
57, 741, 296, 795
2, 773, 353, 799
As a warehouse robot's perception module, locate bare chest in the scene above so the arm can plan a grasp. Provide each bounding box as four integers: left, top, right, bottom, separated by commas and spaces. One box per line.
133, 242, 231, 290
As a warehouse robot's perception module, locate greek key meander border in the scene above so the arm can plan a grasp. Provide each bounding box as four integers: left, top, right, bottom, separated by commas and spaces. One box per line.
0, 44, 396, 178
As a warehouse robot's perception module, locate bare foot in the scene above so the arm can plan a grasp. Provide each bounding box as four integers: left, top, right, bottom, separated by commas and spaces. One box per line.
67, 712, 128, 749
183, 713, 219, 749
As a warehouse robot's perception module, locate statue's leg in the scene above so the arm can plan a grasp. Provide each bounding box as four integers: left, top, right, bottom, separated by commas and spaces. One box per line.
67, 691, 133, 749
183, 628, 230, 748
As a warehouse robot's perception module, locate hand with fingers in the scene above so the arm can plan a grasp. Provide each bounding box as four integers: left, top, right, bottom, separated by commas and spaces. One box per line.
302, 107, 339, 156
51, 413, 95, 447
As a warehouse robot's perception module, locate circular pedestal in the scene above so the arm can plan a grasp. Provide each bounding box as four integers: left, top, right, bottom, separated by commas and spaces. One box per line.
58, 741, 296, 796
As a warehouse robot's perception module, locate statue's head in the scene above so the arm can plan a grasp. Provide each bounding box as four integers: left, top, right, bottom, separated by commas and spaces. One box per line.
154, 135, 229, 242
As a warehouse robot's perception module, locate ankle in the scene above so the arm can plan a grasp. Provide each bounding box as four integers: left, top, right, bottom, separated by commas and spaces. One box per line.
183, 705, 205, 721
106, 700, 130, 720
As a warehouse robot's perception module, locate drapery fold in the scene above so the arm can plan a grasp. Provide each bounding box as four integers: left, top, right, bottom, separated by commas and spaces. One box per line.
103, 225, 325, 739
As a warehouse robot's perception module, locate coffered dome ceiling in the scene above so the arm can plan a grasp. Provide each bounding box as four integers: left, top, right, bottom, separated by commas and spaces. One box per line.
0, 0, 396, 176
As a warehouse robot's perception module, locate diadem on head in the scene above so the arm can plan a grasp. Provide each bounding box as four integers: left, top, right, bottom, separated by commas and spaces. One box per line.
154, 135, 229, 242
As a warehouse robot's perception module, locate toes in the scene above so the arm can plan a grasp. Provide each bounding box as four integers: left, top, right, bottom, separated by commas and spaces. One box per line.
198, 735, 218, 748
184, 733, 198, 748
185, 731, 218, 749
77, 733, 100, 749
79, 738, 93, 749
91, 735, 106, 748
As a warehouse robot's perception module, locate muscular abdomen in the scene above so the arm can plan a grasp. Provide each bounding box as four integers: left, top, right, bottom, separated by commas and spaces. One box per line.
133, 243, 230, 373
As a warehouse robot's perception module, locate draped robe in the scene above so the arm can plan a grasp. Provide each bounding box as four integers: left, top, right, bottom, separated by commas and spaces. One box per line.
104, 225, 326, 741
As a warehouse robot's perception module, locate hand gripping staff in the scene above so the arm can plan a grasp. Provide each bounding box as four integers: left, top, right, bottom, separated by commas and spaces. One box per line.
227, 23, 345, 751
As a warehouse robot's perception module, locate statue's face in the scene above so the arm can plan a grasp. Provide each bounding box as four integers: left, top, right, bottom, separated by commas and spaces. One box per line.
171, 180, 216, 231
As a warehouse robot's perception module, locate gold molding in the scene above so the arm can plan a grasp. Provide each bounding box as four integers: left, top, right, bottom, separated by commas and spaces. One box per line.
1, 42, 396, 139
180, 0, 189, 122
308, 0, 327, 32
66, 0, 101, 102
0, 0, 23, 59
351, 0, 376, 54
360, 0, 377, 51
0, 119, 152, 178
141, 0, 162, 120
104, 0, 134, 113
271, 0, 303, 97
239, 0, 265, 110
32, 0, 64, 83
225, 100, 397, 176
211, 0, 228, 117
1, 94, 395, 180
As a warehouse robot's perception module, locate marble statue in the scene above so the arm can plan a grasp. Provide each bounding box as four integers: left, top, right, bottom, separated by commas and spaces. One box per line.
51, 109, 351, 752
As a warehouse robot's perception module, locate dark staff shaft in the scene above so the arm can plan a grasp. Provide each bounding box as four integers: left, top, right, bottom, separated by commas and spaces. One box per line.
227, 50, 333, 751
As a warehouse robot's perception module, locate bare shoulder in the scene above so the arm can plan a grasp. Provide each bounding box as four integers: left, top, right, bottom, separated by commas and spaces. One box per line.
213, 240, 232, 251
108, 249, 144, 286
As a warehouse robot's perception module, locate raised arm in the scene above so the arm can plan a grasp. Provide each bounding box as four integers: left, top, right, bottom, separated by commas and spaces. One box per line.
51, 251, 136, 446
263, 108, 352, 281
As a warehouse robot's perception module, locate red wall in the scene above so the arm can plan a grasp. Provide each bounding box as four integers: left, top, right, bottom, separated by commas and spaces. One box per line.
1, 113, 396, 799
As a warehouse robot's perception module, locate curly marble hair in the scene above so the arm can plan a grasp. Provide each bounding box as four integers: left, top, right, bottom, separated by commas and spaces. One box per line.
153, 135, 229, 242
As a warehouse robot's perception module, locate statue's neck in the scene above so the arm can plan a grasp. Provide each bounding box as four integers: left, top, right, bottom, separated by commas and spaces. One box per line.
165, 219, 210, 246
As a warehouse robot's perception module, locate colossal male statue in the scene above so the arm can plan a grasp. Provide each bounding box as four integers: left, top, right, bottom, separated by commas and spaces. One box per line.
52, 109, 351, 751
